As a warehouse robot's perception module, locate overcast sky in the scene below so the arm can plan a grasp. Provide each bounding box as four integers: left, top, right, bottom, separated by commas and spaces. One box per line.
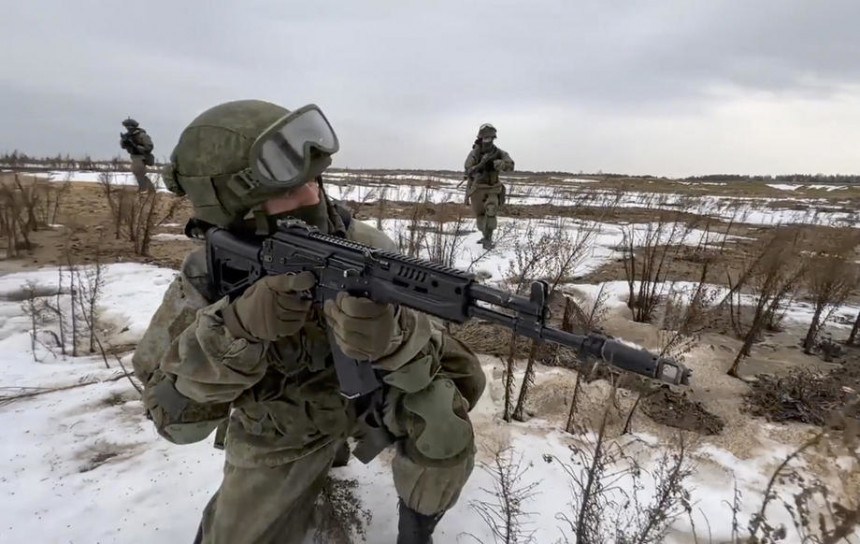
1, 0, 858, 177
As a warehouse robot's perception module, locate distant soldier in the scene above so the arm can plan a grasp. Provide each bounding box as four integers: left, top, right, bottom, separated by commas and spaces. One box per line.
120, 117, 156, 192
463, 123, 514, 250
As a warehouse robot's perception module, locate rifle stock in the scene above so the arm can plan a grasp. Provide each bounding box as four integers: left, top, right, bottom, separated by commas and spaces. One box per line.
205, 220, 692, 399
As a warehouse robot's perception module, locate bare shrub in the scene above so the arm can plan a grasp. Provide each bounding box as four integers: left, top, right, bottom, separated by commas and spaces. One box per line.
801, 233, 860, 353
375, 185, 388, 231
743, 429, 860, 544
617, 269, 720, 436
312, 475, 372, 544
724, 228, 807, 377
19, 281, 51, 361
43, 265, 69, 356
744, 368, 859, 428
99, 171, 181, 255
847, 312, 860, 346
425, 208, 469, 269
621, 207, 693, 323
513, 218, 602, 422
563, 286, 610, 434
74, 237, 106, 355
38, 173, 70, 226
554, 389, 695, 544
0, 176, 33, 256
396, 191, 432, 258
659, 265, 719, 361
20, 236, 109, 365
501, 220, 556, 421
470, 442, 540, 544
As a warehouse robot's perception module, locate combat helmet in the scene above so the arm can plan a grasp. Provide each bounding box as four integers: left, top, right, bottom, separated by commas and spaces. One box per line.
122, 118, 139, 128
162, 99, 340, 228
477, 123, 497, 139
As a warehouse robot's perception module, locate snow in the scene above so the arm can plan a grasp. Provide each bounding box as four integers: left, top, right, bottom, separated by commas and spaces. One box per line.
767, 183, 848, 192
31, 169, 859, 227
35, 170, 168, 192
152, 233, 188, 241
566, 279, 860, 330
767, 183, 802, 191
366, 216, 753, 285
2, 262, 856, 543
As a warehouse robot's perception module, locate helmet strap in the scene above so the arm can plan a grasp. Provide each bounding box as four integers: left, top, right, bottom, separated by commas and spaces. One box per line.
227, 168, 261, 199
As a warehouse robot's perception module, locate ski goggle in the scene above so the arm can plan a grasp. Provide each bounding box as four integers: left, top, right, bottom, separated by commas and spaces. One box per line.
248, 104, 340, 189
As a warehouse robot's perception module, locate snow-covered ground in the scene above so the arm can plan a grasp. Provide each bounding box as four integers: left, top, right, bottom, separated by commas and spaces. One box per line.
2, 262, 856, 543
36, 169, 168, 192
569, 279, 860, 330
32, 169, 860, 228
368, 216, 746, 283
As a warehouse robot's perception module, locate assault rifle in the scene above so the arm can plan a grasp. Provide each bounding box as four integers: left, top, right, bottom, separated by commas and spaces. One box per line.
456, 148, 502, 190
205, 220, 691, 399
120, 131, 141, 155
467, 148, 502, 176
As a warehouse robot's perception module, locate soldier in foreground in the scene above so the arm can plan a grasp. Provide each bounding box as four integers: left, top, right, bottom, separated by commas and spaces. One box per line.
131, 99, 486, 544
119, 117, 156, 192
463, 123, 514, 250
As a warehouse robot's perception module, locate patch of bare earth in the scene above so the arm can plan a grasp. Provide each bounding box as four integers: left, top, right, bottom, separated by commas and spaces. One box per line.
0, 175, 196, 272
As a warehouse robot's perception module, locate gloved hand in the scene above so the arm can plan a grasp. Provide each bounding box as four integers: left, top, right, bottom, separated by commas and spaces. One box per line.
492, 159, 505, 171
221, 271, 316, 342
323, 292, 398, 361
464, 192, 470, 205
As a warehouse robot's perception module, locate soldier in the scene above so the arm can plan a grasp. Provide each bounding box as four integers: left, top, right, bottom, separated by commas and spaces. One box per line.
463, 123, 514, 250
120, 117, 156, 192
131, 99, 486, 544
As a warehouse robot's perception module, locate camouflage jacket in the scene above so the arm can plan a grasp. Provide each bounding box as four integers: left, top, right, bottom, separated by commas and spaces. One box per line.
131, 211, 484, 468
121, 128, 154, 156
464, 144, 514, 187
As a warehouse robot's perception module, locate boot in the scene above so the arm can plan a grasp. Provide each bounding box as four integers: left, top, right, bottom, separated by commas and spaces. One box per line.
397, 499, 444, 544
481, 236, 495, 250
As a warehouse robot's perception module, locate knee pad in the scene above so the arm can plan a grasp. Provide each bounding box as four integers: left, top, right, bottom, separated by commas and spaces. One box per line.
402, 379, 473, 462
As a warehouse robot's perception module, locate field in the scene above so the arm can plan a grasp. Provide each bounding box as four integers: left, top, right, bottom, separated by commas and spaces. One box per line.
1, 164, 859, 543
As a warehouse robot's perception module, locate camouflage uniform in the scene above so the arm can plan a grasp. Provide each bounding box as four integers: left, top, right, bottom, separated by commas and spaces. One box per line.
120, 118, 156, 192
463, 124, 514, 249
132, 100, 486, 544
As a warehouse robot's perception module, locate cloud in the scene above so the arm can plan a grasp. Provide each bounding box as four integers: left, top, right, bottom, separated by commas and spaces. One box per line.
0, 0, 858, 175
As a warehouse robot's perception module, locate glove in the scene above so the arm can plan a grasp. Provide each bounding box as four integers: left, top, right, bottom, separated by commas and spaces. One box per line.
492, 159, 504, 171
323, 292, 398, 361
221, 271, 316, 342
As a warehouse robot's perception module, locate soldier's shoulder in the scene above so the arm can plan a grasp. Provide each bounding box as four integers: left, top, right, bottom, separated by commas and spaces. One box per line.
179, 247, 215, 300
348, 219, 396, 252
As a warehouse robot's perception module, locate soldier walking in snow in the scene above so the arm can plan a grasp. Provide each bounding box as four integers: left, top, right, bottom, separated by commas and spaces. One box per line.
463, 123, 514, 250
120, 117, 156, 192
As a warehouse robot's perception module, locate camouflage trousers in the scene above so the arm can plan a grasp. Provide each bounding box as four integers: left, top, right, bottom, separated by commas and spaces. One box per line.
469, 185, 503, 242
130, 155, 155, 193
195, 377, 476, 544
193, 437, 475, 544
